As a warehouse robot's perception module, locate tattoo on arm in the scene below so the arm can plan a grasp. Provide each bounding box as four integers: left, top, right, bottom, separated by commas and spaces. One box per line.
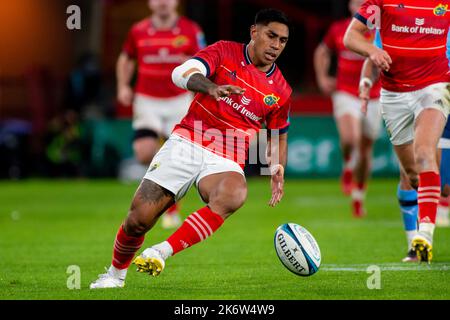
136, 179, 174, 205
187, 73, 216, 94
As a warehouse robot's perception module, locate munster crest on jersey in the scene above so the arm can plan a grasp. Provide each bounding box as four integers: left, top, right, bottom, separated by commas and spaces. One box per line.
173, 35, 189, 47
434, 3, 448, 16
263, 94, 280, 107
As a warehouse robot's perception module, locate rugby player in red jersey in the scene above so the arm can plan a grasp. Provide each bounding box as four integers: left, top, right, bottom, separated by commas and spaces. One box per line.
437, 119, 450, 226
90, 9, 291, 288
314, 0, 382, 217
117, 0, 206, 228
345, 0, 450, 262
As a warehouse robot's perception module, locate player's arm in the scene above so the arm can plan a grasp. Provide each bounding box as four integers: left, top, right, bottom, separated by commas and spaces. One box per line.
172, 59, 245, 100
116, 53, 136, 106
266, 132, 287, 207
313, 43, 336, 96
359, 58, 380, 114
343, 19, 392, 72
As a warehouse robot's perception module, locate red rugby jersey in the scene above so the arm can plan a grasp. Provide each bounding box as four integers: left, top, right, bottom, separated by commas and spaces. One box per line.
356, 0, 450, 92
173, 41, 292, 166
323, 18, 381, 98
123, 16, 205, 98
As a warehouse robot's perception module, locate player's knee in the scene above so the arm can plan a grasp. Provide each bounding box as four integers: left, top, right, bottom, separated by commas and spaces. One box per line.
210, 184, 247, 218
133, 139, 159, 165
135, 149, 154, 165
227, 186, 248, 211
123, 212, 150, 237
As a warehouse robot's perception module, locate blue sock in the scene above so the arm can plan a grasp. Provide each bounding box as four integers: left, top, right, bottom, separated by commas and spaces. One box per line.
397, 186, 418, 232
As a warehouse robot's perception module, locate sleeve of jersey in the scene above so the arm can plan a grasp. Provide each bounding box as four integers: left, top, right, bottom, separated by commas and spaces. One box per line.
192, 41, 224, 78
355, 0, 382, 26
122, 29, 137, 59
266, 101, 291, 135
322, 24, 336, 50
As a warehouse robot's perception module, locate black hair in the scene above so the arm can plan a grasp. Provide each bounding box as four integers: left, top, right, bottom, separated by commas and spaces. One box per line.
254, 8, 290, 29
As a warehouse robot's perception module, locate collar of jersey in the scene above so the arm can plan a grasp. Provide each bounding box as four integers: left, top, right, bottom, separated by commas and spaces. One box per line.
244, 44, 276, 77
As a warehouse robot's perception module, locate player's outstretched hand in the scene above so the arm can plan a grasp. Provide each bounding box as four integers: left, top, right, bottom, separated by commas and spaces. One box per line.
209, 85, 245, 101
369, 48, 392, 72
269, 164, 285, 207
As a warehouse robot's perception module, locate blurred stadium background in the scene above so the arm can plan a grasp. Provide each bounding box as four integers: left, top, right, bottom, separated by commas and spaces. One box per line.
2, 0, 450, 301
0, 0, 398, 181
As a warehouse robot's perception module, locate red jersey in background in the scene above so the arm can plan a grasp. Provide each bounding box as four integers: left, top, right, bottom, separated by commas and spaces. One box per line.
123, 16, 206, 98
323, 18, 381, 98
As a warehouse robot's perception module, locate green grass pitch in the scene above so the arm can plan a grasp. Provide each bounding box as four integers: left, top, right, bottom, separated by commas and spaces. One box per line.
0, 178, 449, 300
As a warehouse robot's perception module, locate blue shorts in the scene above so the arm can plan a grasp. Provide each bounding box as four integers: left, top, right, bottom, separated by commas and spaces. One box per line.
442, 148, 450, 188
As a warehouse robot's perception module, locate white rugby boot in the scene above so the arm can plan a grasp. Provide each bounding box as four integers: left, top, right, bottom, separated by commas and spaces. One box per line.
90, 267, 126, 289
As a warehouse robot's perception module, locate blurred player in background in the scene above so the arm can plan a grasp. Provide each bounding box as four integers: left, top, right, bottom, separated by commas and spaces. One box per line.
437, 114, 450, 227
314, 0, 382, 218
346, 0, 450, 263
359, 35, 419, 262
437, 32, 450, 227
117, 0, 206, 228
360, 27, 450, 260
90, 9, 292, 289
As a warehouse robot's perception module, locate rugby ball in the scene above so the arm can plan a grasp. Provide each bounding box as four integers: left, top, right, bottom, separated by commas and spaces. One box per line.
274, 223, 321, 276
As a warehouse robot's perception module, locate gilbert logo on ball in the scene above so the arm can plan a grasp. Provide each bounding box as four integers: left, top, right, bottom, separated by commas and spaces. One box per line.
274, 223, 321, 276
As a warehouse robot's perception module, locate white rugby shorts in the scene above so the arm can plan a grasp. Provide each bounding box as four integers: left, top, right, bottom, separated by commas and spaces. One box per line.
133, 93, 192, 137
143, 134, 245, 201
332, 91, 382, 140
380, 82, 450, 146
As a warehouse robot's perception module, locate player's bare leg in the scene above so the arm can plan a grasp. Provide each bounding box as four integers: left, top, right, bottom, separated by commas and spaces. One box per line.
411, 109, 446, 262
351, 134, 373, 218
134, 136, 182, 229
336, 114, 361, 196
135, 172, 247, 276
397, 167, 419, 262
393, 143, 418, 189
90, 179, 174, 288
133, 136, 160, 166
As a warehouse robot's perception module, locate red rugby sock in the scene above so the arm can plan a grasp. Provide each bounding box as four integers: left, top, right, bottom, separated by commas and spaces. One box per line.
112, 225, 144, 270
167, 206, 224, 255
418, 172, 441, 224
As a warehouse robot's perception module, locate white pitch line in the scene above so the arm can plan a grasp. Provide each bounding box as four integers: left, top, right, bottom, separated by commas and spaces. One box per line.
321, 263, 450, 272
